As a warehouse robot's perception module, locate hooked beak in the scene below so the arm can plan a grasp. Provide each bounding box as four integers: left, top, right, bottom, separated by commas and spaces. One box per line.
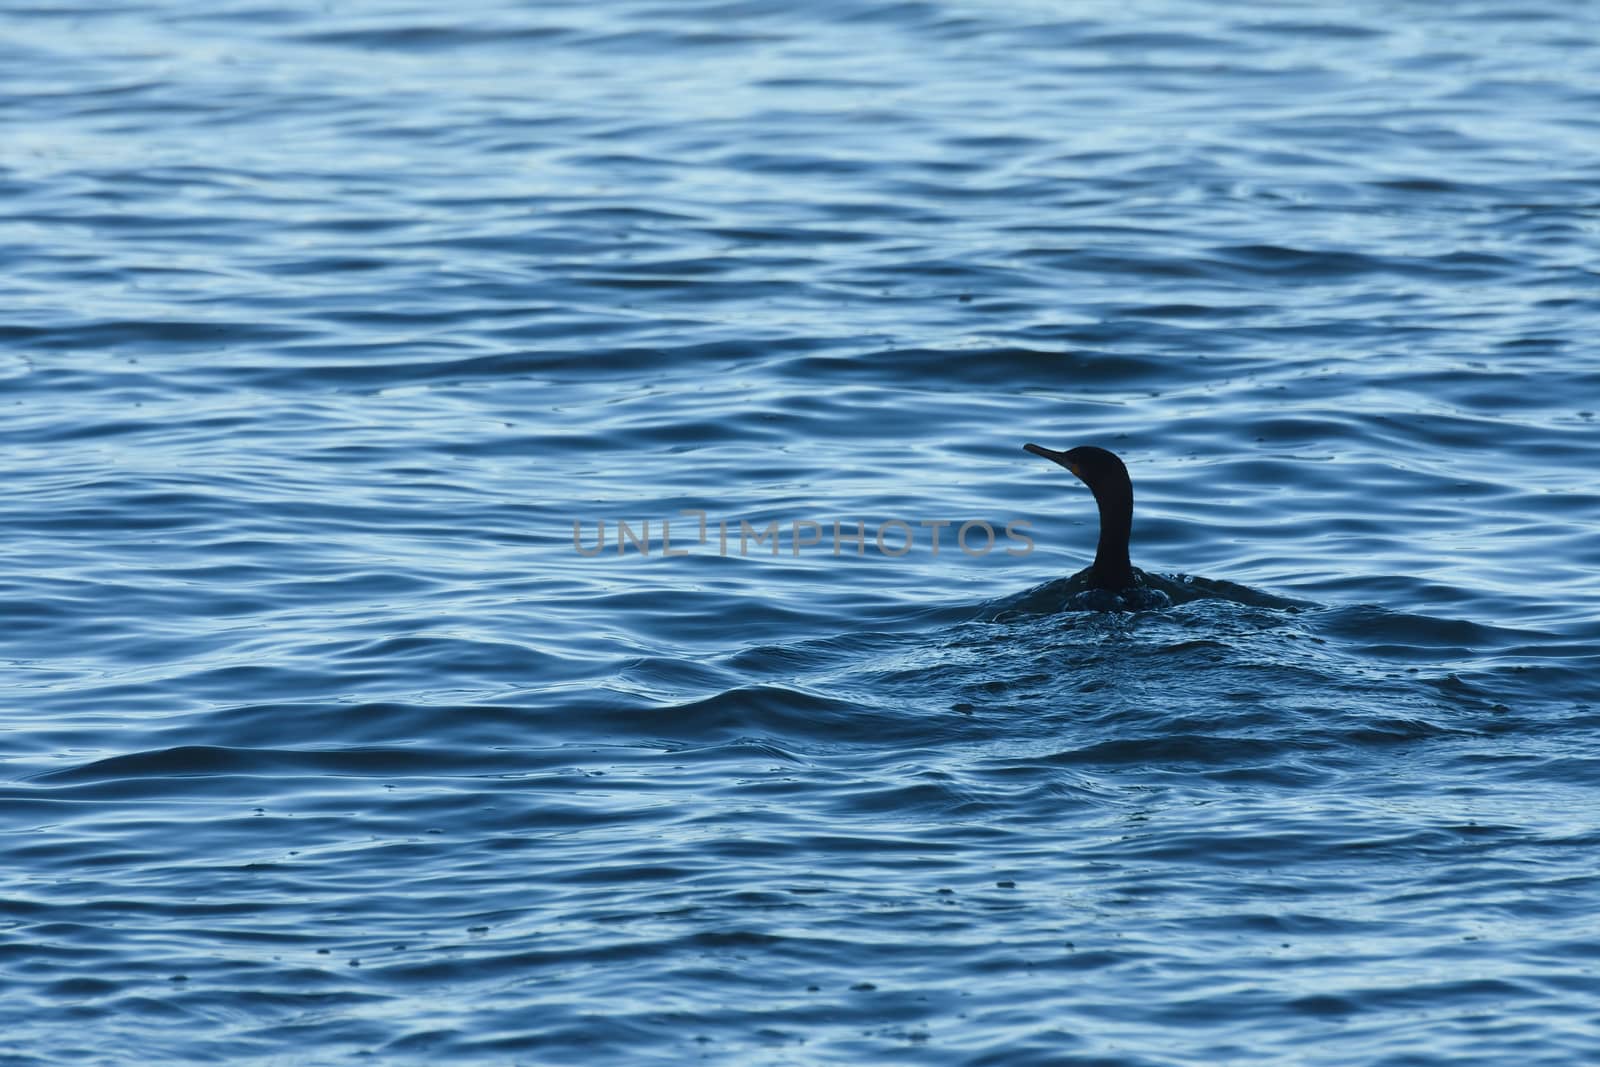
1023, 442, 1080, 478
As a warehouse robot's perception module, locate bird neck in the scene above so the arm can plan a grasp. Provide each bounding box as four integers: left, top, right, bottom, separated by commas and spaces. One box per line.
1090, 486, 1133, 590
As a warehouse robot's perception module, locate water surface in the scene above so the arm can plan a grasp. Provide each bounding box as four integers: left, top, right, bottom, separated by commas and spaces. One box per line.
4, 1, 1600, 1063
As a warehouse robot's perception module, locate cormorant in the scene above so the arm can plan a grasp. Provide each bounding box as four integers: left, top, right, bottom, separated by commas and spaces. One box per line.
1023, 443, 1136, 592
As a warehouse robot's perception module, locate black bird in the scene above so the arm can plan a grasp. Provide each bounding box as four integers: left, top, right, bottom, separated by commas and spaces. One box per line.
1023, 443, 1136, 592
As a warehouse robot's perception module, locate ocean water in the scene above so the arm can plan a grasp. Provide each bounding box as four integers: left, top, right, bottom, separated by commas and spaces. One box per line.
4, 0, 1600, 1062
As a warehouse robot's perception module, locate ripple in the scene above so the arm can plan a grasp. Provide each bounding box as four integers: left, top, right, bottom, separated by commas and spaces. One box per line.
5, 0, 1600, 1064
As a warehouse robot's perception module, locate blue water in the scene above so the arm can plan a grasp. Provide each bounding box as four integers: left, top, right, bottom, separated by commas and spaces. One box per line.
5, 1, 1600, 1062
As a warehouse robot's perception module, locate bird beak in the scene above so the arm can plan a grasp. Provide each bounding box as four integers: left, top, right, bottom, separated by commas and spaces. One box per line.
1023, 442, 1080, 478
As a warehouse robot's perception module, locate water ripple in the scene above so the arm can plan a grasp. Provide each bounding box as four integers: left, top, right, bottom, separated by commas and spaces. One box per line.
4, 0, 1600, 1063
